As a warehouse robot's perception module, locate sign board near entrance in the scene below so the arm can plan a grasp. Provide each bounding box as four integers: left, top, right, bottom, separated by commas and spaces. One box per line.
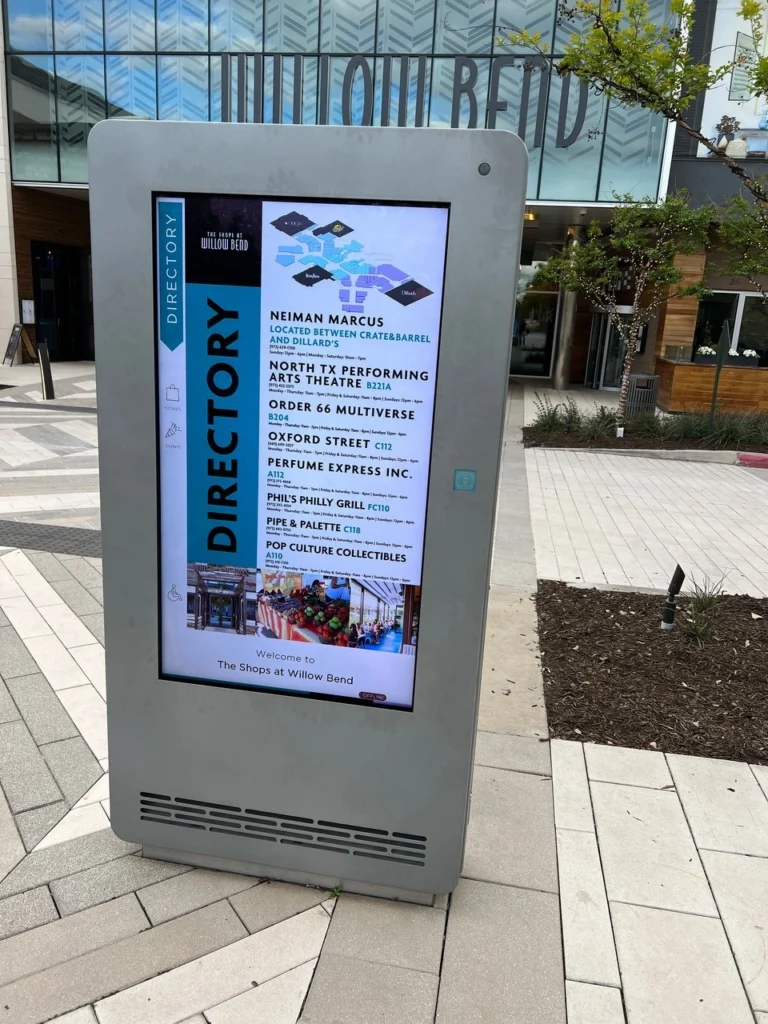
156, 194, 448, 710
3, 323, 22, 365
90, 122, 525, 897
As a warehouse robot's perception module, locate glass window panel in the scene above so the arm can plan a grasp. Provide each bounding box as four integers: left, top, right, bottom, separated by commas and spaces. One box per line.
10, 55, 58, 181
734, 296, 768, 366
211, 0, 263, 52
511, 285, 559, 377
495, 0, 556, 54
598, 102, 665, 201
158, 56, 209, 120
105, 0, 155, 51
487, 56, 544, 198
56, 55, 105, 183
321, 0, 376, 53
377, 0, 434, 54
265, 0, 319, 52
156, 0, 208, 51
692, 293, 738, 360
53, 0, 103, 50
537, 74, 606, 200
429, 57, 489, 129
107, 55, 156, 119
6, 0, 54, 50
434, 0, 495, 55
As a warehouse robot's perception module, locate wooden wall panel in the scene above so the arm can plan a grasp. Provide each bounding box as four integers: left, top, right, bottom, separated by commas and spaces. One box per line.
656, 251, 707, 359
12, 187, 90, 355
655, 359, 768, 413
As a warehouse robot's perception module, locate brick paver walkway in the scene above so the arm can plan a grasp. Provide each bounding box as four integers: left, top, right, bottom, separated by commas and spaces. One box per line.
527, 448, 768, 595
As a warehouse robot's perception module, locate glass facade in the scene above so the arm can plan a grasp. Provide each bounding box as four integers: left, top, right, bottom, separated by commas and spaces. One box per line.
5, 0, 669, 194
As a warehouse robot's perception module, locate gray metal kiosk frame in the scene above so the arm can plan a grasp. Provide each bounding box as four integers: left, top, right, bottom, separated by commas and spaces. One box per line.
90, 122, 525, 900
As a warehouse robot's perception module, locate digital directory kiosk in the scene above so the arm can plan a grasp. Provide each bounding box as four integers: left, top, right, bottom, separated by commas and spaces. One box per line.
90, 122, 526, 900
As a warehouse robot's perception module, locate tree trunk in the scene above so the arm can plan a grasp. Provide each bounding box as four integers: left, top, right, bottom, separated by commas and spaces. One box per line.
615, 330, 639, 438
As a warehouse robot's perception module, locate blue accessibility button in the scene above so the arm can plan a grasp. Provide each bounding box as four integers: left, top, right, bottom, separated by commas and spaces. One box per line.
453, 469, 477, 492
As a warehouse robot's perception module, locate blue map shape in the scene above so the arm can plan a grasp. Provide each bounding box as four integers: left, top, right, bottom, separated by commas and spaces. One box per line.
272, 214, 415, 313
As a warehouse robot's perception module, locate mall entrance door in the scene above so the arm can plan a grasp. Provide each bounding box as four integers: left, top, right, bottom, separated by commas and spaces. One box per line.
32, 242, 94, 361
585, 313, 625, 390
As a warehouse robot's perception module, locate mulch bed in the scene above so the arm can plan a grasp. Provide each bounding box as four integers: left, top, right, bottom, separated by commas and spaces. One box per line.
537, 580, 768, 763
523, 427, 768, 452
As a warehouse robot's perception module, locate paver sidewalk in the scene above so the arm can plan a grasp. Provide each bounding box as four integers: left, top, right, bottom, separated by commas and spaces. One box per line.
0, 386, 568, 1024
527, 447, 768, 595
552, 739, 768, 1024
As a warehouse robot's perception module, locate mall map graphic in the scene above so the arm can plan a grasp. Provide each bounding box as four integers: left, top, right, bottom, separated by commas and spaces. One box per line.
271, 210, 433, 314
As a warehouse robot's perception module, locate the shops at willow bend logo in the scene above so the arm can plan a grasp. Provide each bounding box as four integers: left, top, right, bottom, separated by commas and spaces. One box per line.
271, 211, 432, 315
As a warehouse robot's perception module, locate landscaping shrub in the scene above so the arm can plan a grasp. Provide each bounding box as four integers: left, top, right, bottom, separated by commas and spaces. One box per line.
528, 394, 768, 449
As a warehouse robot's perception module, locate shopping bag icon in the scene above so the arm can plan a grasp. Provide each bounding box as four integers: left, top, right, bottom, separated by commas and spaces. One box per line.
166, 385, 179, 402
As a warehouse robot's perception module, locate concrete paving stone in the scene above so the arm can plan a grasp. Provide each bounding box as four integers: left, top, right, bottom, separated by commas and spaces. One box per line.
229, 879, 328, 934
473, 730, 551, 776
0, 885, 58, 940
463, 765, 558, 893
15, 801, 69, 851
667, 753, 768, 856
0, 768, 25, 883
55, 685, 107, 760
0, 893, 149, 988
78, 613, 104, 645
550, 740, 594, 832
137, 868, 258, 925
322, 893, 445, 974
435, 878, 565, 1024
0, 827, 139, 899
60, 557, 102, 589
24, 634, 91, 691
0, 720, 62, 812
301, 952, 438, 1024
37, 802, 110, 849
50, 579, 102, 617
86, 587, 103, 607
40, 735, 103, 805
702, 849, 768, 1011
5, 672, 78, 745
95, 904, 329, 1024
0, 899, 245, 1024
39, 603, 97, 649
584, 744, 673, 790
591, 781, 716, 917
24, 550, 74, 583
757, 1015, 768, 1024
51, 854, 191, 916
0, 608, 9, 627
753, 764, 768, 802
179, 1019, 206, 1024
74, 774, 110, 807
0, 676, 19, 723
565, 981, 625, 1024
557, 828, 620, 987
0, 594, 54, 640
69, 645, 105, 698
206, 959, 315, 1024
0, 624, 40, 678
611, 902, 754, 1024
48, 1010, 97, 1024
477, 590, 547, 738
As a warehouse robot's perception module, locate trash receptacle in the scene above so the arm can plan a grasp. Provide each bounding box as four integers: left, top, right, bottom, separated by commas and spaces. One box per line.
627, 373, 659, 418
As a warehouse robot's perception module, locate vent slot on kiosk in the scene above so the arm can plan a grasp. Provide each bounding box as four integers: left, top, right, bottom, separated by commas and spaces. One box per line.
139, 793, 427, 866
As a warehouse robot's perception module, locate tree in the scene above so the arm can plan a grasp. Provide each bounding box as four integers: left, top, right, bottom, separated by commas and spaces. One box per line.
535, 194, 712, 435
501, 0, 768, 202
716, 197, 768, 296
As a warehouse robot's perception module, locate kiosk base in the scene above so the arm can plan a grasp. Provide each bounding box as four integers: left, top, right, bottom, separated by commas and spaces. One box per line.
143, 845, 440, 907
